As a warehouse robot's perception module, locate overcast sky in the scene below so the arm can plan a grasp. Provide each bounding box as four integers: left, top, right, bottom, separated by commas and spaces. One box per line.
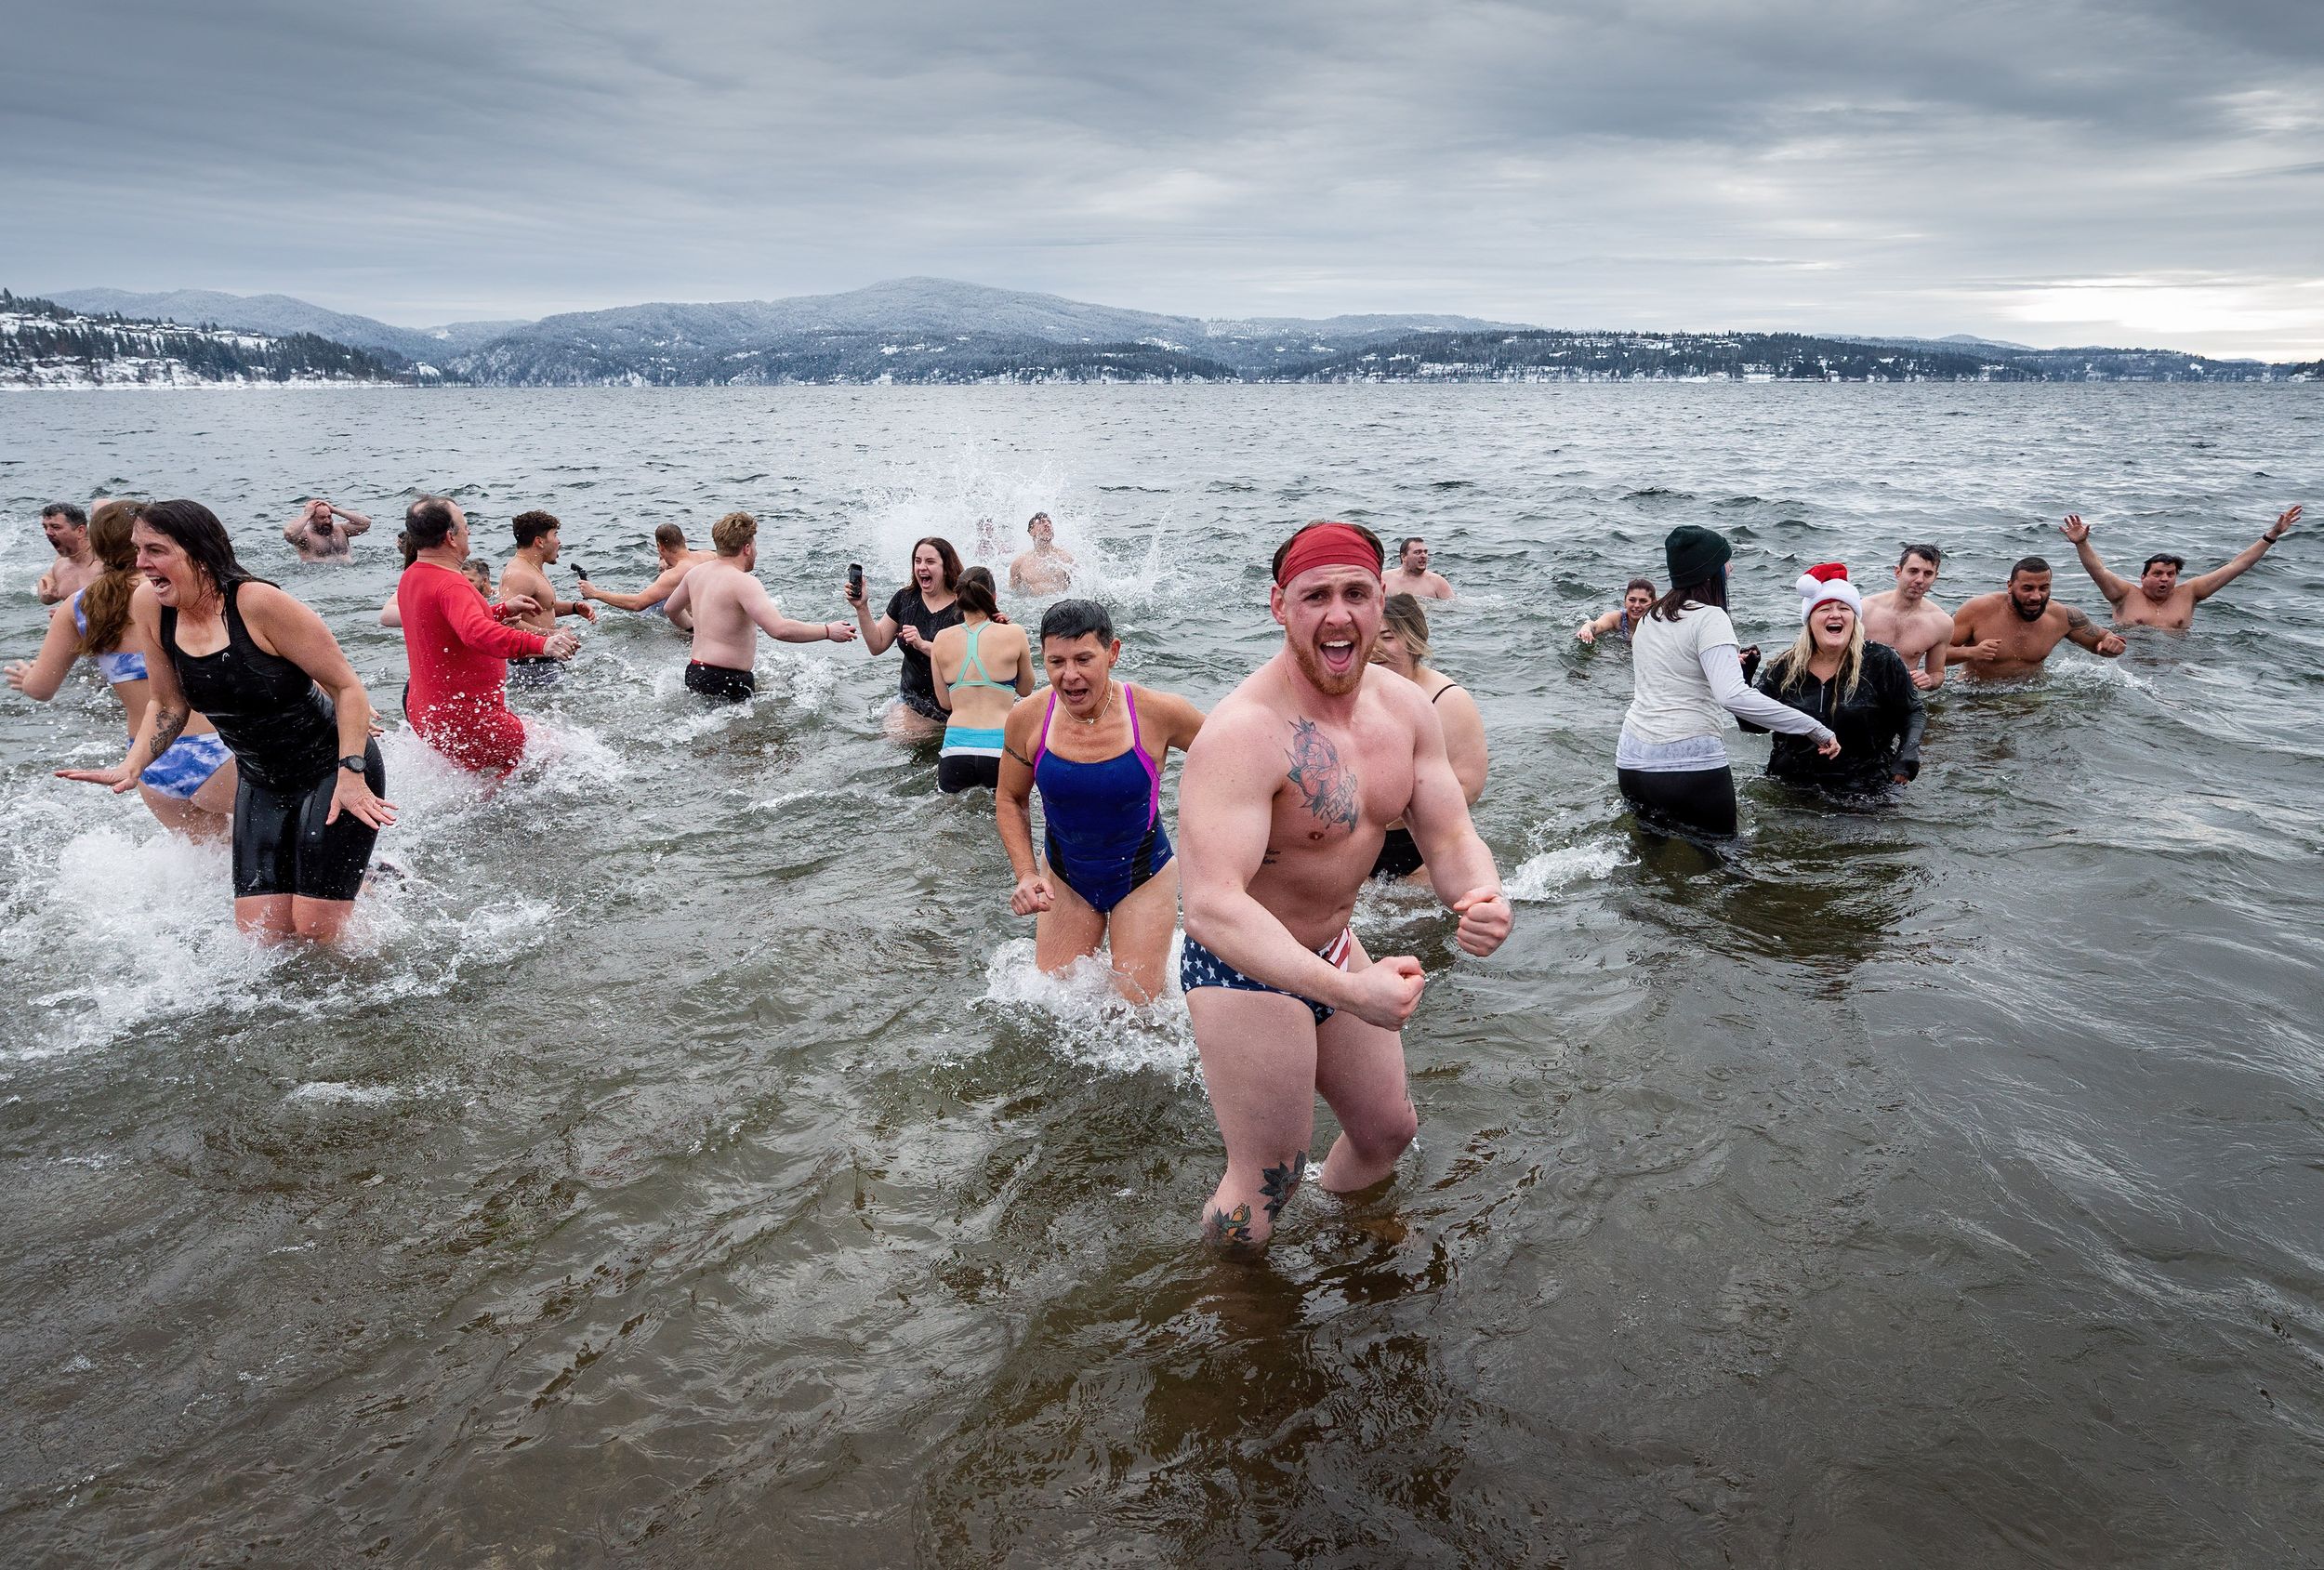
7, 0, 2321, 358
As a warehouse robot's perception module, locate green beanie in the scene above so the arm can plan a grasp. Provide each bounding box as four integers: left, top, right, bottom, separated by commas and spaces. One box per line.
1664, 524, 1732, 587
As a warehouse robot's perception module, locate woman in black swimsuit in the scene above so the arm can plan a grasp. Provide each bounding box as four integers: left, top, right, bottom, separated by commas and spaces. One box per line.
61, 500, 395, 945
1367, 593, 1488, 881
843, 536, 963, 742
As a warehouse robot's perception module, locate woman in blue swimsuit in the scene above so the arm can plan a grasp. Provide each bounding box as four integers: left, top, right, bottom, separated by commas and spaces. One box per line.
995, 600, 1206, 1002
6, 499, 239, 838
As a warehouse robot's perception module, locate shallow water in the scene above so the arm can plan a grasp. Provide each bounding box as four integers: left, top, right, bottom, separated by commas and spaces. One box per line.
3, 385, 2321, 1565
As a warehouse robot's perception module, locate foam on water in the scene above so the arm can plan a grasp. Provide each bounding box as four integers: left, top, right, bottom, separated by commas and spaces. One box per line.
1505, 837, 1631, 901
976, 936, 1199, 1081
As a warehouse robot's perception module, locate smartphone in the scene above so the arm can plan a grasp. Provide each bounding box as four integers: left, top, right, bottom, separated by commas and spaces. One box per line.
847, 562, 864, 600
572, 561, 589, 582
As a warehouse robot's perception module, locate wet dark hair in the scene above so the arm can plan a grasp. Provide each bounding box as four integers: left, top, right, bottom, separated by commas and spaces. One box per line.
1400, 535, 1425, 559
1899, 542, 1942, 568
1026, 511, 1050, 531
43, 502, 88, 528
406, 495, 459, 549
912, 536, 962, 592
2143, 553, 2185, 574
2010, 556, 2051, 579
653, 522, 686, 550
1625, 576, 1657, 597
1040, 598, 1114, 646
1270, 520, 1385, 580
1649, 572, 1727, 622
957, 565, 999, 618
397, 529, 419, 568
511, 509, 560, 548
138, 499, 256, 596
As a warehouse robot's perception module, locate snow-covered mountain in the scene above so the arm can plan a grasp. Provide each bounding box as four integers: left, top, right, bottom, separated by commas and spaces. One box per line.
1, 292, 403, 388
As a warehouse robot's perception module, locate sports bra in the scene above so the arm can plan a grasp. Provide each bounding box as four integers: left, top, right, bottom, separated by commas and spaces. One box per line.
949, 622, 1009, 692
71, 589, 149, 684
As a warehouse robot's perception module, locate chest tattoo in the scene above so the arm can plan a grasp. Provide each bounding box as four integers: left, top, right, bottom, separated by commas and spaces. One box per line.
1286, 719, 1360, 833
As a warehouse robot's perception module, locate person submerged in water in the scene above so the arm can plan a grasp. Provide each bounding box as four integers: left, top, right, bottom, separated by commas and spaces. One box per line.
663, 510, 855, 702
1576, 578, 1657, 644
1177, 521, 1507, 1250
2060, 506, 2300, 631
577, 522, 713, 629
994, 598, 1205, 1002
1742, 563, 1924, 795
281, 497, 373, 563
499, 510, 597, 689
397, 496, 577, 772
847, 536, 964, 741
1007, 512, 1076, 595
60, 499, 395, 945
929, 567, 1032, 792
1859, 543, 1954, 690
1380, 535, 1454, 600
1367, 593, 1486, 881
8, 499, 238, 838
1946, 557, 2124, 681
34, 502, 99, 605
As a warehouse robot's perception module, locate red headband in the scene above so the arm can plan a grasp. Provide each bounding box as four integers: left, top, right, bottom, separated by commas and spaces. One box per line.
1275, 522, 1381, 588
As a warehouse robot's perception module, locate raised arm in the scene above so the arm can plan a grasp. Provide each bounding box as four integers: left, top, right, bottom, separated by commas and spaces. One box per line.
2060, 514, 2133, 603
580, 564, 680, 613
330, 505, 373, 538
2064, 605, 2125, 657
5, 600, 86, 701
850, 580, 900, 655
2187, 504, 2299, 600
1575, 609, 1619, 643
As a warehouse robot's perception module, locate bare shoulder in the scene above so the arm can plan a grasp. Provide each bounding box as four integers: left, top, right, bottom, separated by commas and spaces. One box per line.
1002, 687, 1050, 741
1957, 591, 2003, 618
1185, 676, 1287, 761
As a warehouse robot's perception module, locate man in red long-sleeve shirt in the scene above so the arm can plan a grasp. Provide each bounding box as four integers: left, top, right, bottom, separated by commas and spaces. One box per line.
397, 496, 578, 772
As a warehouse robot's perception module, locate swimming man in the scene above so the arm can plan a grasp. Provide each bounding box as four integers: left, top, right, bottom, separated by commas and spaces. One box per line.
500, 510, 597, 687
33, 502, 98, 604
2060, 506, 2300, 630
1007, 512, 1077, 594
1860, 543, 1954, 689
1380, 536, 1453, 600
1947, 556, 2125, 680
282, 498, 373, 562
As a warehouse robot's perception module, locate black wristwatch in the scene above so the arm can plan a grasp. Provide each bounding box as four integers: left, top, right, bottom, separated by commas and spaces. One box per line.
339, 754, 368, 773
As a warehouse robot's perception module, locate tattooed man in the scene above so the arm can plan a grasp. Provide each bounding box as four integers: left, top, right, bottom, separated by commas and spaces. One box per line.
1946, 556, 2126, 681
1176, 521, 1510, 1250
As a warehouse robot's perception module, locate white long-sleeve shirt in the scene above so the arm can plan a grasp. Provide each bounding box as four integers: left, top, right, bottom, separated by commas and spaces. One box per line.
1618, 602, 1831, 770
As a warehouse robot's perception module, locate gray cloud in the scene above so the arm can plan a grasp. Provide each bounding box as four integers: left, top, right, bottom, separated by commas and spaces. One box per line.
5, 0, 2320, 357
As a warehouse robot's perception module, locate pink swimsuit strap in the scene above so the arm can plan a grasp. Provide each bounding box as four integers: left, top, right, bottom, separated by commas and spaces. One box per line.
1124, 684, 1161, 824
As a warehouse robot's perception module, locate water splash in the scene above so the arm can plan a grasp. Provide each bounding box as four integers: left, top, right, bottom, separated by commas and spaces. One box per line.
976, 936, 1198, 1081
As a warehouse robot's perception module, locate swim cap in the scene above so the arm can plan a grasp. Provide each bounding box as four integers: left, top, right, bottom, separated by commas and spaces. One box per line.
1275, 521, 1383, 588
1664, 524, 1731, 586
1796, 561, 1863, 621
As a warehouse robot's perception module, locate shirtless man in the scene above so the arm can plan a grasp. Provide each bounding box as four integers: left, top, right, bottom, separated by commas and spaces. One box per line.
1380, 536, 1453, 600
577, 522, 714, 628
1007, 512, 1076, 594
662, 510, 857, 701
2061, 506, 2300, 631
34, 503, 98, 603
1947, 557, 2125, 681
498, 511, 596, 687
1178, 521, 1511, 1250
282, 497, 373, 562
1860, 543, 1954, 689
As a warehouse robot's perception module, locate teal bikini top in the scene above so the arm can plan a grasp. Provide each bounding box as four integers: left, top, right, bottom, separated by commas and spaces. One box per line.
950, 622, 1010, 692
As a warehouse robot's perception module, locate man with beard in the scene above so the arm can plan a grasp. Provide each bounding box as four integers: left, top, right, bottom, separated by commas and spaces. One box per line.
1380, 535, 1454, 600
2060, 506, 2300, 631
281, 497, 374, 562
1946, 556, 2125, 681
1176, 521, 1510, 1251
1860, 543, 1955, 689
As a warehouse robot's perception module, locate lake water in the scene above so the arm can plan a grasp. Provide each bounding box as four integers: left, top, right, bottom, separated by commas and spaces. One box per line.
3, 385, 2320, 1565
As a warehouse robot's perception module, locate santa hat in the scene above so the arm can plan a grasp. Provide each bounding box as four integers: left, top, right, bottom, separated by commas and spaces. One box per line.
1796, 562, 1862, 623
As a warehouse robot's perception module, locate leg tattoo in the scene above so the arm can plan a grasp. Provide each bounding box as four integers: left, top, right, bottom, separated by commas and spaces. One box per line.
1208, 1203, 1256, 1247
1260, 1152, 1309, 1222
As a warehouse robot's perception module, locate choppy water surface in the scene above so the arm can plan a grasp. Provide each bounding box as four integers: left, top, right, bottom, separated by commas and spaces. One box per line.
4, 386, 2321, 1565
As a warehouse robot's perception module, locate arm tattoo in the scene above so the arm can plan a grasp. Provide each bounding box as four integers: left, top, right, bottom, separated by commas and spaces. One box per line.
2065, 606, 2092, 631
1260, 1153, 1308, 1222
1004, 744, 1034, 766
150, 704, 188, 756
1285, 719, 1359, 831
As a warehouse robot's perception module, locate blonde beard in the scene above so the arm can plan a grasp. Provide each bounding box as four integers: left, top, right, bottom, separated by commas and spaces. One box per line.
1288, 628, 1374, 696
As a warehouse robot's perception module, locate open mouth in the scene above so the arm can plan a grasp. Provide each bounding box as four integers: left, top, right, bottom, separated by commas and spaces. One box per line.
1317, 637, 1358, 676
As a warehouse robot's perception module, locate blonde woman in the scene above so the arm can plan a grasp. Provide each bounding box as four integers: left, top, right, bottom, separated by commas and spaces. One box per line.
6, 499, 237, 838
1366, 593, 1486, 880
1745, 563, 1924, 794
930, 567, 1032, 792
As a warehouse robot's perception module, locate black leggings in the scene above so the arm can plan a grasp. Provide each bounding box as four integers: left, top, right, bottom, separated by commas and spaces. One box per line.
232, 741, 386, 902
1618, 765, 1737, 838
